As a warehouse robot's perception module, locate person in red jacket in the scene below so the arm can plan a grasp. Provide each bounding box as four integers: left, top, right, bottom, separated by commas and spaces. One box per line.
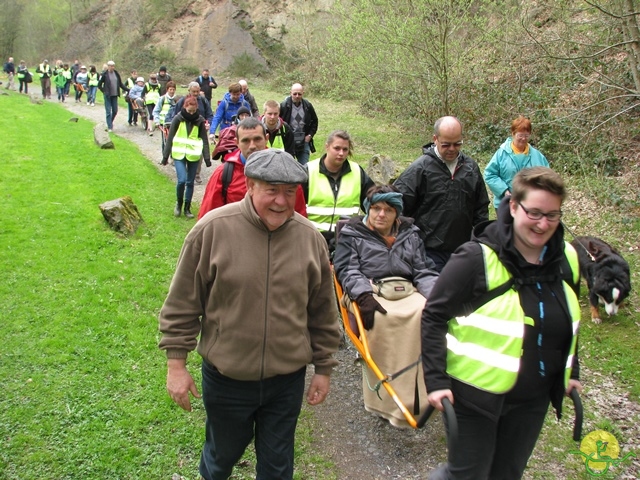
198, 117, 307, 219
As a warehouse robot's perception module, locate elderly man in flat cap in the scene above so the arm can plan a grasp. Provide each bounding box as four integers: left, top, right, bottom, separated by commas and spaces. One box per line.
158, 149, 340, 480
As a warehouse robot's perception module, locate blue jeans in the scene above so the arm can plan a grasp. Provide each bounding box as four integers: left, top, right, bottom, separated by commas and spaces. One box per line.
56, 86, 65, 101
429, 396, 549, 480
103, 94, 119, 130
174, 159, 199, 203
199, 361, 305, 480
294, 141, 311, 165
87, 86, 97, 104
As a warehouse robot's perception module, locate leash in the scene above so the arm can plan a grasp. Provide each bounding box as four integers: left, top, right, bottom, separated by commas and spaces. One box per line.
562, 221, 596, 262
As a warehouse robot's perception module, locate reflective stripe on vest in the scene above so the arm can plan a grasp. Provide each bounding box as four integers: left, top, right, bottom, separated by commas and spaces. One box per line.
307, 159, 361, 232
446, 242, 581, 393
145, 84, 160, 105
172, 122, 203, 162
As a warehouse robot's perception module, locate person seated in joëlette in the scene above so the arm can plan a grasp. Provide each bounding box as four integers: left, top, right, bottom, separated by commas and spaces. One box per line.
333, 184, 439, 428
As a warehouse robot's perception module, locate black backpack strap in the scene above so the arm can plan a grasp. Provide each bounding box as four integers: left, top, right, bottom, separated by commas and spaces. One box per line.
221, 161, 234, 204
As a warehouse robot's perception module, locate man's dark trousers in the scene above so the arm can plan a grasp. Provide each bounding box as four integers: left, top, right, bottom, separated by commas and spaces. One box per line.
199, 361, 306, 480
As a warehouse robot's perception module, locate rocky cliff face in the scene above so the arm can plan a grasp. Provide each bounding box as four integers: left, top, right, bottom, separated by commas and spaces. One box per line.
173, 0, 336, 71
152, 0, 264, 72
70, 0, 334, 73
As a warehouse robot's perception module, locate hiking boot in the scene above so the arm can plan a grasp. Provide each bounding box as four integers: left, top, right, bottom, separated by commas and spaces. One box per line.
174, 200, 183, 217
184, 202, 195, 219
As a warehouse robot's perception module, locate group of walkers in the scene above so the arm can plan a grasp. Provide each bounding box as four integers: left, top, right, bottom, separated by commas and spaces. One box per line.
156, 65, 583, 480
3, 54, 585, 479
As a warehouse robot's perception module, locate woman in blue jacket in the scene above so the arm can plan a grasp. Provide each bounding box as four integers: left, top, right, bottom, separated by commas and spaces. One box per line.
484, 116, 549, 211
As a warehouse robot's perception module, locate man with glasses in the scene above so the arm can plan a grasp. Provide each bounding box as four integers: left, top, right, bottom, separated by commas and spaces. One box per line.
394, 116, 489, 271
280, 83, 318, 165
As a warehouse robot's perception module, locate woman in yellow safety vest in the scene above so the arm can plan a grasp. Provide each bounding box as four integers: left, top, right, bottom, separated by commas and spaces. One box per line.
162, 96, 211, 219
422, 167, 582, 480
86, 65, 100, 106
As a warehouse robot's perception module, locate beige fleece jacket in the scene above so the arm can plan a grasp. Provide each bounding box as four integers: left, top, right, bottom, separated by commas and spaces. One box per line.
158, 194, 340, 380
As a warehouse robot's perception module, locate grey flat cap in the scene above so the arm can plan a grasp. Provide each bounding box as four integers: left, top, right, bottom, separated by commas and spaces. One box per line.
245, 150, 308, 184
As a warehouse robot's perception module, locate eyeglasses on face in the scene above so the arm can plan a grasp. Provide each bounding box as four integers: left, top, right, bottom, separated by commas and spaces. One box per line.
438, 140, 463, 149
518, 202, 562, 222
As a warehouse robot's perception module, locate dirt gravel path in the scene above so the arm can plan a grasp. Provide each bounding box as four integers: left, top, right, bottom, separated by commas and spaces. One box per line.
59, 97, 640, 479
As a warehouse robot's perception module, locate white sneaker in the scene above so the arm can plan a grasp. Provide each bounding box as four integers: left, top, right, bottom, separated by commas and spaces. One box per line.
108, 129, 113, 133
86, 101, 90, 105
91, 103, 95, 106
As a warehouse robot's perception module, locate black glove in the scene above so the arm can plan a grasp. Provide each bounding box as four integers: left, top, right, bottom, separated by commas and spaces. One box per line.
205, 158, 212, 167
161, 158, 168, 166
356, 293, 387, 330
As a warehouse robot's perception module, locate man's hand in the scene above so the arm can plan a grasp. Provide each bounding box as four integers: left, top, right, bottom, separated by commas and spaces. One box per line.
166, 358, 201, 411
427, 389, 454, 412
306, 374, 330, 406
209, 134, 216, 145
304, 134, 312, 143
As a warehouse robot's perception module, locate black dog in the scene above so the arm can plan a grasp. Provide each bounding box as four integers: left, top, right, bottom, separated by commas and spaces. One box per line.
570, 236, 631, 324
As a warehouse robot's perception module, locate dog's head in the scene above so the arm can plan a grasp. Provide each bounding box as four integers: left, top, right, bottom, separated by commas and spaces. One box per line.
592, 260, 631, 316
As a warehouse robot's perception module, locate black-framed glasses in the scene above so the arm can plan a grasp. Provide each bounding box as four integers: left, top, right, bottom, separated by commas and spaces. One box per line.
518, 202, 562, 222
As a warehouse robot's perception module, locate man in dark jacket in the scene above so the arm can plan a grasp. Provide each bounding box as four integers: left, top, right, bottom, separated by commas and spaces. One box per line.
394, 116, 489, 271
239, 79, 259, 117
96, 60, 129, 132
3, 57, 15, 90
280, 83, 318, 165
195, 69, 217, 102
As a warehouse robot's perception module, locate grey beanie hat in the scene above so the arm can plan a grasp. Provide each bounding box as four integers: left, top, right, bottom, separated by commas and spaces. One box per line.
245, 150, 308, 184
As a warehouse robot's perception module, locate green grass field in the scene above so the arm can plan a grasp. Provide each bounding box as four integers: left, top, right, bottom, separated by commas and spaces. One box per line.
0, 88, 638, 479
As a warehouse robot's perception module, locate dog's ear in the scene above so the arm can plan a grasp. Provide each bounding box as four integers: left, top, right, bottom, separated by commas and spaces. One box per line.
588, 241, 606, 260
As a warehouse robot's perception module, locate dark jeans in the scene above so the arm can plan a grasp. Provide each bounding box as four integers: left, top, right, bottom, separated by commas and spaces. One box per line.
293, 141, 311, 165
40, 77, 51, 98
424, 249, 452, 273
429, 395, 549, 480
199, 361, 305, 480
174, 159, 199, 203
19, 79, 28, 93
103, 94, 119, 130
